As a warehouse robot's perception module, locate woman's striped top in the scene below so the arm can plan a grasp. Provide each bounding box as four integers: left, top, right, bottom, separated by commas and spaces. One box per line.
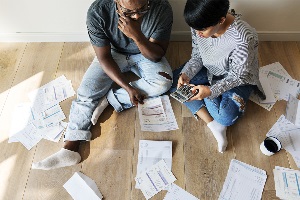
181, 16, 264, 99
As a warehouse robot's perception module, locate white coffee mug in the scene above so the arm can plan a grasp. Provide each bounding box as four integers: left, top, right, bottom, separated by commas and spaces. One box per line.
260, 136, 282, 156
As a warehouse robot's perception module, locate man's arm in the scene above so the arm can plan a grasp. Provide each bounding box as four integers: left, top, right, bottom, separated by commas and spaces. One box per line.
94, 45, 145, 106
117, 13, 168, 62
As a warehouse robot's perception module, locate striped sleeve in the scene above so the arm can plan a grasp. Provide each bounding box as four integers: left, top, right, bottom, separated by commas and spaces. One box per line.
180, 29, 204, 79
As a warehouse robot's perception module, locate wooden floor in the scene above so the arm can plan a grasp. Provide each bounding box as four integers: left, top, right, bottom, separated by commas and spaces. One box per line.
0, 41, 300, 200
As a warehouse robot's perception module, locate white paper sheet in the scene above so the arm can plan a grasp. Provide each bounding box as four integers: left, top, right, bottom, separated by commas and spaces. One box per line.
29, 75, 75, 112
63, 172, 103, 200
12, 124, 43, 150
258, 69, 276, 104
136, 140, 172, 189
218, 159, 267, 200
135, 159, 177, 200
265, 115, 300, 167
164, 183, 199, 200
138, 95, 178, 132
286, 94, 300, 126
32, 104, 66, 129
273, 166, 300, 199
9, 102, 37, 142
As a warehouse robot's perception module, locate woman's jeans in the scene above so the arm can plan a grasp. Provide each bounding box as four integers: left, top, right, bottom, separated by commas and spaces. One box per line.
64, 51, 173, 141
170, 66, 253, 126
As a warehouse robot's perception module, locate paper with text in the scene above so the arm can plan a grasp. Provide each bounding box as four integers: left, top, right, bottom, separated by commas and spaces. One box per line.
164, 183, 199, 200
136, 140, 172, 189
273, 166, 300, 199
138, 95, 178, 132
28, 75, 75, 112
218, 159, 267, 200
135, 159, 176, 200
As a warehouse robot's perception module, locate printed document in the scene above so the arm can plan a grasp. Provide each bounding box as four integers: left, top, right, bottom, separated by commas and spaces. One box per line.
138, 95, 178, 132
164, 183, 199, 200
273, 166, 300, 199
135, 159, 176, 200
136, 140, 172, 189
218, 159, 267, 200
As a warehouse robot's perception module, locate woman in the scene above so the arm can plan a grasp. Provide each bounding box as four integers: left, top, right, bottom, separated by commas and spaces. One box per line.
170, 0, 265, 153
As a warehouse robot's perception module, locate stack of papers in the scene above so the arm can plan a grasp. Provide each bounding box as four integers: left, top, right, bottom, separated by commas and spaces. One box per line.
135, 159, 177, 199
64, 172, 103, 200
218, 159, 267, 200
138, 95, 178, 132
8, 75, 75, 150
135, 140, 200, 199
286, 94, 300, 126
273, 166, 300, 199
250, 62, 300, 111
266, 115, 300, 167
136, 140, 172, 189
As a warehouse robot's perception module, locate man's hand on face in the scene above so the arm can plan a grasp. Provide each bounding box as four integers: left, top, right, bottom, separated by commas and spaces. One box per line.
117, 10, 143, 40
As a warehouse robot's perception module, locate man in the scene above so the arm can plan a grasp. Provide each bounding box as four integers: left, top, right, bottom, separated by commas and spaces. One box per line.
32, 0, 173, 170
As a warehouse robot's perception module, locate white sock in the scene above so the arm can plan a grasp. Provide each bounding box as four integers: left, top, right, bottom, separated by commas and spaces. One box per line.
91, 96, 109, 125
207, 120, 228, 153
32, 148, 81, 170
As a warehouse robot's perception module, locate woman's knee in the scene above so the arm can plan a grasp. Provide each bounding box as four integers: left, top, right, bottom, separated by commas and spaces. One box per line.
210, 93, 247, 126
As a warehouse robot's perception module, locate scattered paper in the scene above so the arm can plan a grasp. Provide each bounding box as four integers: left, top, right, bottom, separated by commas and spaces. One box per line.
273, 166, 300, 199
12, 124, 43, 150
136, 140, 172, 189
9, 102, 37, 142
250, 62, 300, 110
266, 115, 300, 167
28, 75, 75, 112
164, 183, 199, 200
135, 159, 176, 200
63, 172, 103, 200
286, 94, 300, 126
9, 76, 74, 150
138, 95, 178, 132
218, 159, 267, 200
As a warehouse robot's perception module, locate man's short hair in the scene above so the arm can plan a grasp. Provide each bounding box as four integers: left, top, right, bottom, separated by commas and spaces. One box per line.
184, 0, 230, 30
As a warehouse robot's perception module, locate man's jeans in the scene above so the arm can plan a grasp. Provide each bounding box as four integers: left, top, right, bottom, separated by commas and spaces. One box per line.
64, 51, 173, 141
170, 65, 253, 126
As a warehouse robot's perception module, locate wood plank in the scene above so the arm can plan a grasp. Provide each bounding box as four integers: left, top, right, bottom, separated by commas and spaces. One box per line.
0, 43, 64, 200
0, 43, 27, 119
183, 117, 235, 199
81, 149, 133, 199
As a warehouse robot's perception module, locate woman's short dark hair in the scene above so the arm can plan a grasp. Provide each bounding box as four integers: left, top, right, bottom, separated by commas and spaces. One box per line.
184, 0, 230, 30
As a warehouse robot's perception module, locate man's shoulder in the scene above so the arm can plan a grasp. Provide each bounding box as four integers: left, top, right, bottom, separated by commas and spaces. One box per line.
88, 0, 113, 13
151, 0, 172, 8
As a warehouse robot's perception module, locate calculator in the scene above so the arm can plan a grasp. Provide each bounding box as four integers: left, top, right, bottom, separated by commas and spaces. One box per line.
170, 84, 198, 103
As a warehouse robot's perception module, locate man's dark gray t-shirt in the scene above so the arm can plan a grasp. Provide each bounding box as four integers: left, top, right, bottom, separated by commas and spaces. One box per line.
86, 0, 173, 55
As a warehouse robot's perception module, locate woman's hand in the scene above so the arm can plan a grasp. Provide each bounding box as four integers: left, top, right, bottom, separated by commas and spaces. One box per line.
177, 73, 190, 88
189, 85, 211, 101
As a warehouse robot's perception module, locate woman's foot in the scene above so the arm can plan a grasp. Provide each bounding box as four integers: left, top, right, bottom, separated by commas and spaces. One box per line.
207, 120, 228, 153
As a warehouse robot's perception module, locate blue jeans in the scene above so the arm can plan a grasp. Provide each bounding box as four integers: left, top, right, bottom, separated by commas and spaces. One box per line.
64, 51, 173, 141
170, 65, 253, 126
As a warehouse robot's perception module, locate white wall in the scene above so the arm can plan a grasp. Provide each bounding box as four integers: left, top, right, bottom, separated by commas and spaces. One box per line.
1, 0, 300, 42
